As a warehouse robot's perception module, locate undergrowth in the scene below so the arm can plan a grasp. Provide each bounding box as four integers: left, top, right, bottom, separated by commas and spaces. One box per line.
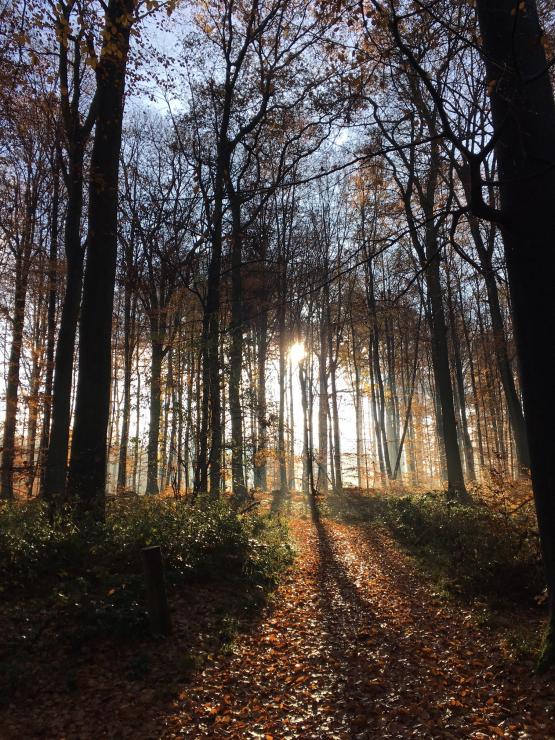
327, 489, 543, 605
0, 497, 292, 705
0, 495, 293, 700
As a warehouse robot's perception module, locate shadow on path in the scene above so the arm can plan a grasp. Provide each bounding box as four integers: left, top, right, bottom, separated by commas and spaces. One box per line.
149, 505, 555, 738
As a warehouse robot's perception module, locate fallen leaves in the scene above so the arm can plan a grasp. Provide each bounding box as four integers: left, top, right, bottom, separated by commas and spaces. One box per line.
161, 517, 555, 738
2, 512, 555, 738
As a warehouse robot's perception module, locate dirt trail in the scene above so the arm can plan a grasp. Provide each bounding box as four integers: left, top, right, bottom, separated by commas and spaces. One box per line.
160, 516, 555, 739
4, 514, 554, 739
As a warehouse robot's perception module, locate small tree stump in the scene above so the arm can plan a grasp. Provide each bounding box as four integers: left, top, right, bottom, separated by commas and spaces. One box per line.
141, 545, 171, 636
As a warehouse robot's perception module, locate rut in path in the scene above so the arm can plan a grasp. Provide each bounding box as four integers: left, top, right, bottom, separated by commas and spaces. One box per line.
162, 516, 555, 738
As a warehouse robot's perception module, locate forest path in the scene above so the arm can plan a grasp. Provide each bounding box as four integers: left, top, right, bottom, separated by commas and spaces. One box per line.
162, 515, 555, 738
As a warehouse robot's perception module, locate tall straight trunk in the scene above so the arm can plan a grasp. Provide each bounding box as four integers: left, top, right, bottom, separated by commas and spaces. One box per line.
183, 337, 195, 493
407, 415, 418, 484
397, 332, 412, 480
299, 360, 314, 500
39, 163, 59, 497
166, 348, 178, 490
393, 311, 422, 480
146, 334, 163, 495
329, 359, 343, 493
67, 0, 135, 520
483, 255, 529, 472
117, 287, 135, 491
220, 338, 226, 491
466, 210, 530, 473
447, 276, 476, 482
160, 348, 172, 486
43, 173, 85, 504
365, 260, 392, 479
307, 337, 316, 473
368, 339, 386, 486
192, 326, 202, 492
428, 345, 447, 482
107, 332, 120, 490
372, 331, 392, 479
195, 310, 210, 494
327, 406, 336, 492
1, 191, 34, 500
205, 175, 224, 497
277, 291, 288, 495
253, 310, 268, 490
26, 286, 47, 496
474, 285, 500, 467
133, 346, 141, 493
43, 180, 84, 505
228, 191, 247, 502
43, 4, 97, 505
460, 291, 485, 472
1, 259, 29, 499
351, 327, 363, 489
425, 253, 467, 499
476, 0, 555, 662
288, 360, 295, 488
384, 315, 400, 465
317, 292, 329, 492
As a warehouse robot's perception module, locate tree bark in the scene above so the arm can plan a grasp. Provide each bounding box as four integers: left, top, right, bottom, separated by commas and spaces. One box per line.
1, 186, 35, 500
476, 0, 555, 664
67, 0, 135, 521
253, 310, 268, 491
117, 289, 135, 491
146, 333, 163, 495
43, 161, 85, 505
39, 162, 59, 497
317, 288, 329, 492
227, 188, 247, 502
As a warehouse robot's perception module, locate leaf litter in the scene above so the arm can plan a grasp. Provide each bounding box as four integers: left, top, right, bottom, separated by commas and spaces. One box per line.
2, 514, 555, 738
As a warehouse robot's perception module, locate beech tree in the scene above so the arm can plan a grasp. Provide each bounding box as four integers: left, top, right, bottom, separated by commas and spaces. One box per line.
66, 0, 139, 519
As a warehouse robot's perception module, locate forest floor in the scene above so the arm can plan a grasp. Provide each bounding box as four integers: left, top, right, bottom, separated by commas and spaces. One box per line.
2, 495, 555, 739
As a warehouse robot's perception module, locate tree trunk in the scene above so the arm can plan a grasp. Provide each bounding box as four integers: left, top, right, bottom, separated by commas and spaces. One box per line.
228, 190, 247, 502
1, 195, 34, 500
447, 275, 476, 482
277, 285, 288, 496
206, 177, 224, 497
195, 310, 210, 495
67, 0, 134, 521
146, 334, 163, 495
352, 326, 364, 489
329, 359, 343, 493
476, 0, 555, 664
42, 152, 85, 506
484, 254, 529, 473
117, 290, 135, 491
26, 287, 46, 496
425, 252, 467, 499
39, 159, 59, 498
1, 258, 29, 499
288, 359, 295, 488
317, 291, 329, 492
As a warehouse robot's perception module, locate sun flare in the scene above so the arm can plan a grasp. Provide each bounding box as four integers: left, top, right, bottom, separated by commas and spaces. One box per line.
289, 341, 306, 365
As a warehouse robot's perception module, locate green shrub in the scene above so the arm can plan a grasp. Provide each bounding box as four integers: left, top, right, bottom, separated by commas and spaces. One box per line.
328, 490, 543, 603
0, 502, 82, 593
0, 496, 293, 639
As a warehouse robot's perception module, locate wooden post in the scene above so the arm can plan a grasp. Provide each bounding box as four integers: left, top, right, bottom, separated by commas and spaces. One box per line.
141, 545, 171, 636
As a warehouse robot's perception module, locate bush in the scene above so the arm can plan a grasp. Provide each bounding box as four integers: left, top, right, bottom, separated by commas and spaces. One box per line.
0, 496, 293, 638
328, 490, 543, 604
